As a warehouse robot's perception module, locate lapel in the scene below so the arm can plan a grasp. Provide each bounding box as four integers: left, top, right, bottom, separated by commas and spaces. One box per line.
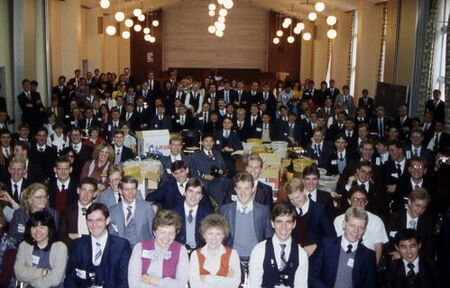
252, 203, 260, 239
229, 202, 237, 242
329, 237, 341, 283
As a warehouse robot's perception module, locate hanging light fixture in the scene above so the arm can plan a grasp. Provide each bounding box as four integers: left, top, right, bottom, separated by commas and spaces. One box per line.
144, 34, 151, 41
223, 0, 234, 9
134, 24, 142, 32
293, 22, 305, 34
215, 30, 224, 37
122, 31, 130, 39
133, 8, 142, 17
208, 3, 216, 11
209, 10, 215, 17
208, 25, 216, 34
105, 25, 116, 35
152, 20, 160, 27
138, 14, 145, 21
218, 16, 226, 23
143, 27, 151, 34
287, 36, 295, 43
276, 30, 283, 37
303, 32, 312, 41
124, 19, 134, 28
315, 2, 325, 12
99, 0, 110, 9
327, 28, 337, 39
326, 15, 337, 26
115, 11, 125, 22
308, 12, 317, 21
149, 36, 156, 43
273, 37, 280, 44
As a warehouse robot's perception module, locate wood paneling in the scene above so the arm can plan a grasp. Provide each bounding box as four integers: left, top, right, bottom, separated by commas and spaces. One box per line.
130, 9, 163, 83
267, 11, 301, 82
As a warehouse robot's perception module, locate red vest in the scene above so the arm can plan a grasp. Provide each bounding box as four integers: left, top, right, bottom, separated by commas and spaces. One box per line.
197, 246, 232, 276
140, 238, 181, 278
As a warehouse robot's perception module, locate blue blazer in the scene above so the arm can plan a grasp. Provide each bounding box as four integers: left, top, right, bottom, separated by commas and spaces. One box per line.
309, 236, 377, 288
108, 199, 155, 246
160, 154, 190, 184
64, 234, 131, 288
220, 201, 273, 247
172, 202, 213, 248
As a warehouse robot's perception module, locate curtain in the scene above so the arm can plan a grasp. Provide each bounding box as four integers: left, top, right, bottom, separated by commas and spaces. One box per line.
446, 10, 450, 129
416, 0, 440, 120
377, 2, 388, 82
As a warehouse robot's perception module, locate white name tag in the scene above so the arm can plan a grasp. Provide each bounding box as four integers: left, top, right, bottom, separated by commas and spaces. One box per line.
166, 168, 172, 174
154, 124, 158, 128
176, 120, 180, 123
108, 125, 112, 131
18, 224, 25, 233
347, 258, 354, 268
256, 127, 262, 132
71, 121, 75, 125
389, 231, 397, 238
216, 140, 220, 144
32, 255, 40, 265
65, 115, 70, 119
142, 249, 154, 259
198, 117, 204, 120
406, 151, 411, 159
375, 158, 381, 166
284, 133, 288, 136
76, 268, 87, 279
331, 160, 337, 165
231, 194, 238, 202
391, 173, 399, 178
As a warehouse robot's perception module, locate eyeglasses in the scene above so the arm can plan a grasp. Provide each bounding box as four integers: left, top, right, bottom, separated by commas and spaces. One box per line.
351, 197, 368, 203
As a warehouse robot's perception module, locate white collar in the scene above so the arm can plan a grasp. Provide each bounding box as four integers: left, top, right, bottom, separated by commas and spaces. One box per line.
341, 236, 359, 252
184, 202, 199, 216
402, 257, 419, 274
57, 178, 70, 188
237, 200, 253, 213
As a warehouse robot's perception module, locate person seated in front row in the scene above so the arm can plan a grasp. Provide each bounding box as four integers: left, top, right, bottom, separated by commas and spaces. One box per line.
128, 210, 189, 288
383, 228, 443, 287
108, 176, 155, 247
309, 206, 377, 288
64, 203, 131, 287
189, 214, 241, 288
221, 172, 273, 264
285, 178, 336, 257
172, 177, 214, 252
160, 136, 190, 184
249, 203, 309, 288
334, 187, 388, 265
189, 134, 230, 207
97, 166, 125, 208
13, 210, 67, 288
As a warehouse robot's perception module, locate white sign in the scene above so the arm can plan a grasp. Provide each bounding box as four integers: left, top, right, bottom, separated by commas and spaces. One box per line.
137, 129, 171, 156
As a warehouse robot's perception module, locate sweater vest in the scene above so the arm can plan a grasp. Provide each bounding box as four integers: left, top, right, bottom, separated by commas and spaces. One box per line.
197, 246, 233, 276
262, 238, 299, 288
141, 238, 181, 278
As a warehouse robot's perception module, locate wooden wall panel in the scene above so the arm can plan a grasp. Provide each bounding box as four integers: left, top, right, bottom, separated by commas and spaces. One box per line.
130, 9, 163, 83
267, 11, 301, 82
162, 0, 268, 71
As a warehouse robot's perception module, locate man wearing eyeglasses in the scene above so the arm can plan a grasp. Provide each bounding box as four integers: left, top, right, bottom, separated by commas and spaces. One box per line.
48, 156, 79, 213
333, 186, 388, 265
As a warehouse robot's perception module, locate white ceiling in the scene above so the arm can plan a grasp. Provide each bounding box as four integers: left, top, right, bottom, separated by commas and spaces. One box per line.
82, 0, 386, 17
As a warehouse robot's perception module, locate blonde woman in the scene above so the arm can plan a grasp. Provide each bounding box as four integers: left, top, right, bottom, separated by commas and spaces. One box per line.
80, 143, 114, 190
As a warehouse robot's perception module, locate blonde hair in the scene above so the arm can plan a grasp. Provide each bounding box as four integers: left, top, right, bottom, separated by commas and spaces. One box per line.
92, 143, 114, 163
284, 178, 304, 196
20, 183, 49, 213
200, 214, 230, 243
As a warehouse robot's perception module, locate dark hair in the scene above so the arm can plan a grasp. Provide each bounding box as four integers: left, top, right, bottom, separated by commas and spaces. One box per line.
348, 186, 369, 198
34, 126, 48, 136
394, 228, 421, 246
387, 139, 404, 150
54, 155, 71, 167
271, 203, 295, 221
119, 175, 138, 189
86, 202, 109, 219
233, 172, 254, 187
357, 160, 372, 170
24, 210, 57, 246
13, 141, 30, 152
185, 177, 206, 195
171, 160, 187, 172
79, 177, 98, 191
303, 165, 320, 178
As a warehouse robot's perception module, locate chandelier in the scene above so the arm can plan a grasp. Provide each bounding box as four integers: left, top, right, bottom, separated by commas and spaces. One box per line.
207, 0, 235, 38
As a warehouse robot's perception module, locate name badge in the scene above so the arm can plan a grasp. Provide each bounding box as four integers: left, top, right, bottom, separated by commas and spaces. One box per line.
65, 115, 70, 119
347, 258, 354, 268
76, 268, 87, 279
389, 231, 398, 238
216, 140, 220, 144
375, 158, 381, 166
256, 127, 262, 132
71, 121, 75, 125
176, 119, 180, 123
198, 117, 204, 120
283, 133, 288, 136
154, 124, 158, 128
108, 125, 112, 131
142, 249, 154, 259
231, 194, 238, 202
331, 160, 337, 165
18, 224, 25, 233
166, 168, 172, 174
391, 173, 399, 178
406, 151, 411, 159
32, 255, 40, 265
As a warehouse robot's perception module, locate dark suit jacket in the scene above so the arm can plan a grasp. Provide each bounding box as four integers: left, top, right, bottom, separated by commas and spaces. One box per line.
7, 178, 30, 203
47, 179, 79, 210
113, 145, 134, 164
233, 120, 252, 142
326, 123, 346, 142
425, 99, 445, 123
325, 87, 340, 102
386, 210, 434, 260
28, 145, 57, 181
224, 180, 274, 210
278, 121, 304, 146
121, 112, 141, 132
160, 154, 191, 184
309, 237, 377, 288
64, 234, 131, 288
171, 114, 194, 133
326, 149, 358, 176
214, 130, 243, 152
149, 115, 172, 130
173, 202, 214, 248
252, 123, 278, 141
17, 91, 44, 127
306, 141, 334, 169
370, 117, 393, 139
220, 201, 273, 247
358, 97, 375, 117
383, 257, 442, 288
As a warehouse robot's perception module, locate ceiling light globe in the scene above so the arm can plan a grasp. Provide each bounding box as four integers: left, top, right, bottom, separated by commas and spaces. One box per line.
133, 8, 142, 17
114, 11, 125, 22
138, 14, 145, 21
121, 31, 130, 39
143, 27, 150, 34
133, 24, 142, 32
124, 19, 134, 28
287, 36, 295, 43
223, 0, 234, 9
303, 32, 312, 41
273, 37, 280, 44
218, 16, 226, 23
209, 10, 215, 17
215, 30, 224, 37
276, 30, 283, 37
152, 20, 159, 27
149, 36, 156, 43
208, 25, 216, 34
100, 0, 110, 9
327, 29, 337, 39
208, 4, 216, 11
308, 12, 317, 21
282, 22, 290, 29
144, 34, 151, 41
315, 2, 325, 12
326, 15, 337, 26
105, 25, 116, 35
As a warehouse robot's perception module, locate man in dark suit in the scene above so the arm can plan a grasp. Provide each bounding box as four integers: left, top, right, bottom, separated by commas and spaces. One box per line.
325, 79, 340, 103
309, 207, 377, 288
278, 112, 303, 147
221, 172, 273, 262
167, 82, 187, 109
149, 104, 172, 131
52, 76, 70, 111
302, 165, 335, 217
112, 130, 134, 165
357, 89, 374, 118
134, 96, 152, 130
370, 106, 392, 139
394, 105, 413, 140
79, 107, 100, 138
234, 107, 251, 142
247, 104, 262, 135
253, 112, 277, 142
421, 112, 435, 145
384, 228, 443, 288
326, 134, 358, 176
233, 80, 249, 108
46, 97, 65, 123
406, 129, 434, 169
160, 137, 190, 184
171, 104, 193, 133
7, 157, 29, 203
145, 71, 162, 99
108, 176, 155, 247
285, 178, 336, 257
214, 117, 243, 175
48, 156, 79, 213
172, 178, 214, 251
224, 155, 274, 209
386, 188, 434, 261
103, 108, 122, 142
121, 103, 140, 132
425, 89, 445, 124
306, 128, 334, 169
302, 80, 316, 102
325, 111, 346, 142
58, 177, 97, 247
17, 79, 44, 130
64, 203, 131, 288
28, 127, 57, 182
425, 120, 450, 154
66, 127, 93, 181
217, 80, 238, 106
258, 83, 277, 115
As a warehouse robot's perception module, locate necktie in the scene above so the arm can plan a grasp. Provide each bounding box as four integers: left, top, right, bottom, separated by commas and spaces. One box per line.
126, 113, 130, 120
397, 163, 402, 174
159, 115, 163, 121
94, 242, 102, 265
414, 148, 419, 157
409, 219, 417, 230
203, 112, 208, 123
308, 193, 312, 200
344, 96, 348, 104
117, 193, 122, 203
224, 130, 229, 138
434, 134, 439, 151
407, 263, 416, 284
339, 153, 344, 161
3, 149, 9, 158
81, 207, 87, 216
264, 124, 268, 129
264, 93, 268, 100
138, 107, 142, 113
252, 117, 255, 126
326, 108, 330, 115
297, 207, 303, 217
239, 122, 243, 129
13, 184, 19, 200
126, 206, 133, 225
61, 184, 66, 191
414, 184, 420, 189
180, 183, 184, 189
241, 206, 248, 215
39, 148, 44, 153
434, 101, 438, 108
279, 244, 287, 271
187, 209, 193, 223
207, 151, 214, 159
346, 244, 353, 254
116, 149, 121, 155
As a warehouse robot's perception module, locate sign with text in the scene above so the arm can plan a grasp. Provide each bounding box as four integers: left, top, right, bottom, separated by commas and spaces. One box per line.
136, 129, 171, 156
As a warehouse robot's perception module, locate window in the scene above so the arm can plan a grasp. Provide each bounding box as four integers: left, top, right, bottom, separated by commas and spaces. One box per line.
432, 0, 449, 100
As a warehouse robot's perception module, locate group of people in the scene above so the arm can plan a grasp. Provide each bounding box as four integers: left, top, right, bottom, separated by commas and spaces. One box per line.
0, 67, 446, 287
